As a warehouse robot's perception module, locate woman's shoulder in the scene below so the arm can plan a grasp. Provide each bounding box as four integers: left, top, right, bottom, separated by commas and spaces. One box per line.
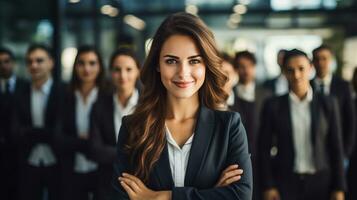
212, 109, 241, 123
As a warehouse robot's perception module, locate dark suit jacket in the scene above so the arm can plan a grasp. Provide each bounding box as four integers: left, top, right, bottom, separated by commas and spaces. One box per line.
55, 87, 106, 174
0, 77, 27, 180
311, 75, 356, 157
347, 98, 357, 198
258, 93, 346, 192
89, 93, 118, 186
229, 85, 271, 157
0, 77, 27, 152
112, 106, 253, 200
262, 77, 278, 95
11, 80, 65, 164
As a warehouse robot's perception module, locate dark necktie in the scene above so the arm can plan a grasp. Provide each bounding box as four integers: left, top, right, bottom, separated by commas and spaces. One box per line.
5, 81, 10, 94
319, 83, 325, 95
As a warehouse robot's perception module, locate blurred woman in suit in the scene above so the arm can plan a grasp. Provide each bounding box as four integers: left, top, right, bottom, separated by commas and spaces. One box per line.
57, 45, 106, 200
112, 12, 252, 200
89, 48, 141, 200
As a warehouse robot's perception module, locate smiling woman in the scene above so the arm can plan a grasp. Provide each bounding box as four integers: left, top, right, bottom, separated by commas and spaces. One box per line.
112, 12, 253, 200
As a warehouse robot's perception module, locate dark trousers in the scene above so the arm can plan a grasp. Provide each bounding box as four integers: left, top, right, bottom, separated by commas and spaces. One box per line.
63, 170, 99, 200
277, 171, 331, 200
19, 164, 61, 200
0, 150, 18, 200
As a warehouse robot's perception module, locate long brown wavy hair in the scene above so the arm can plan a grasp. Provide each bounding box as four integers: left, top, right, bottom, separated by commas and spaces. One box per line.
125, 12, 228, 182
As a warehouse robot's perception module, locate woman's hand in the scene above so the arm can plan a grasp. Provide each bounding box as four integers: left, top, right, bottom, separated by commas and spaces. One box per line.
119, 173, 171, 200
263, 188, 280, 200
331, 191, 344, 200
215, 164, 243, 187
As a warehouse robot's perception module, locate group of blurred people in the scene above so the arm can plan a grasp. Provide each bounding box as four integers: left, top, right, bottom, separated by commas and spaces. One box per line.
0, 42, 356, 200
0, 44, 140, 200
219, 45, 357, 200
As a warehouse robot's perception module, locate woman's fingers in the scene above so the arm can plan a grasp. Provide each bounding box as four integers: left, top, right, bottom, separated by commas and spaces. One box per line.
222, 164, 239, 174
120, 179, 136, 197
122, 173, 146, 188
119, 177, 141, 193
223, 169, 243, 180
223, 175, 241, 185
216, 167, 244, 187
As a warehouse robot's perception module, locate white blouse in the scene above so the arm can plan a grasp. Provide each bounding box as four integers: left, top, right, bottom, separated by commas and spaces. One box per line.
165, 126, 194, 187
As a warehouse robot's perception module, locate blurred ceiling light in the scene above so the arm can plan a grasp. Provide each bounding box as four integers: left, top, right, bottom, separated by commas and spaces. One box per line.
124, 15, 146, 30
238, 0, 251, 5
230, 13, 242, 23
69, 0, 80, 3
101, 5, 113, 15
233, 4, 247, 14
185, 4, 199, 15
101, 5, 119, 17
108, 7, 119, 17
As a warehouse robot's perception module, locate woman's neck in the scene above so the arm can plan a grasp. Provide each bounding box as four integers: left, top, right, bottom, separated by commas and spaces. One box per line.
79, 82, 96, 102
166, 93, 200, 121
116, 88, 134, 107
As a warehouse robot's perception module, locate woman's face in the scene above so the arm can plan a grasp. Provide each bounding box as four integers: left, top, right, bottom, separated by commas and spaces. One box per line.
159, 34, 206, 100
111, 55, 140, 93
75, 52, 100, 85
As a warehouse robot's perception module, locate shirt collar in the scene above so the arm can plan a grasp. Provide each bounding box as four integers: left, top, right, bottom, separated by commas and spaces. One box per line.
237, 82, 255, 91
75, 87, 98, 105
114, 89, 139, 110
1, 75, 16, 92
289, 86, 313, 104
165, 125, 194, 149
32, 77, 53, 95
315, 73, 332, 86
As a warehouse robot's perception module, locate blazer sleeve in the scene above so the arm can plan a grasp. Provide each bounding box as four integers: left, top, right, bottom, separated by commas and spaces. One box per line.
341, 83, 356, 158
257, 99, 276, 190
171, 112, 253, 200
112, 116, 131, 200
327, 97, 347, 191
89, 103, 116, 164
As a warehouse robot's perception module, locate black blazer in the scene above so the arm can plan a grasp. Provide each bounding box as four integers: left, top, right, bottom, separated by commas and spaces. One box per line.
89, 93, 117, 185
262, 77, 278, 95
311, 75, 356, 157
258, 93, 346, 192
229, 85, 272, 157
347, 98, 357, 198
112, 106, 253, 200
56, 87, 106, 173
0, 77, 28, 149
11, 80, 65, 163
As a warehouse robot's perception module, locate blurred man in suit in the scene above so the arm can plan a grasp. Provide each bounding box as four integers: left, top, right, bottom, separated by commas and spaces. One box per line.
0, 47, 27, 200
311, 45, 355, 160
259, 49, 346, 200
231, 50, 271, 156
231, 50, 271, 200
11, 44, 64, 200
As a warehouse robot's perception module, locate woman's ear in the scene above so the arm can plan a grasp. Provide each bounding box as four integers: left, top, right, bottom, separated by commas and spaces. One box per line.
156, 66, 160, 72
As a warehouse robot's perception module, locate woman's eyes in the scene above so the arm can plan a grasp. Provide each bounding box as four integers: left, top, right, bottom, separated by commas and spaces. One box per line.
165, 59, 178, 65
189, 59, 201, 65
164, 59, 201, 65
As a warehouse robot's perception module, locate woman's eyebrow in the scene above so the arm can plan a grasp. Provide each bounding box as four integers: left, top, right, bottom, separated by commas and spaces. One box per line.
188, 55, 202, 59
163, 55, 179, 59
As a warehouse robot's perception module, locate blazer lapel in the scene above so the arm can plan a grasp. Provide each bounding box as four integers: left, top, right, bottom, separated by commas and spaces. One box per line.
153, 144, 174, 188
281, 95, 294, 148
108, 97, 116, 143
184, 106, 215, 186
23, 83, 32, 125
310, 94, 319, 146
